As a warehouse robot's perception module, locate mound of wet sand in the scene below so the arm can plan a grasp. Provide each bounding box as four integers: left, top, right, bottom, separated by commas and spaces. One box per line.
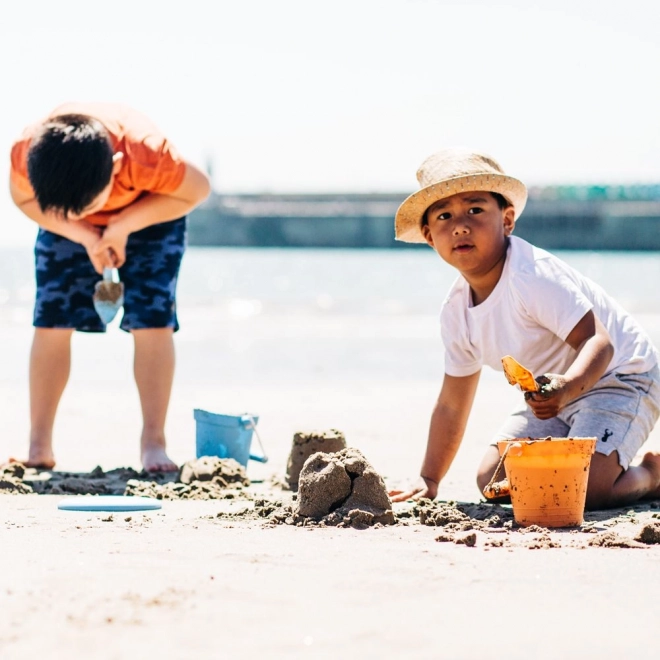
414, 499, 514, 531
0, 463, 33, 494
29, 466, 144, 495
128, 458, 250, 500
636, 521, 660, 544
587, 531, 648, 549
413, 500, 660, 549
285, 429, 347, 490
294, 447, 395, 528
3, 458, 250, 501
215, 449, 395, 529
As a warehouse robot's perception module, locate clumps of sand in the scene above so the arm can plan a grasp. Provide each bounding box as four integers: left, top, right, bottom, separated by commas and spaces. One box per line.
0, 463, 33, 494
435, 531, 478, 547
179, 457, 248, 486
293, 447, 395, 528
416, 499, 513, 531
414, 500, 657, 549
4, 458, 251, 501
285, 429, 347, 490
15, 465, 151, 496
587, 531, 647, 549
31, 466, 138, 495
127, 457, 250, 500
636, 521, 660, 544
422, 500, 512, 548
8, 453, 660, 548
217, 447, 395, 529
524, 534, 562, 550
213, 498, 291, 523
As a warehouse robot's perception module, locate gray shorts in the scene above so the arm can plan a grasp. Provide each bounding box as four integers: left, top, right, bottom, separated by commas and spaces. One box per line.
493, 365, 660, 469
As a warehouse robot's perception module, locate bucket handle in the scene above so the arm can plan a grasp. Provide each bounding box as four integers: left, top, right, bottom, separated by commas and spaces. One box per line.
240, 415, 269, 463
482, 442, 515, 499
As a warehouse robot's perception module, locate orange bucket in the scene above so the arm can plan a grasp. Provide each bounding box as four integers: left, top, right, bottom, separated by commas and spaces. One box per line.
496, 437, 596, 528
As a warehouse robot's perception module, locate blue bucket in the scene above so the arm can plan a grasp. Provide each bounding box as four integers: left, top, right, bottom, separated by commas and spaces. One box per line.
193, 409, 268, 467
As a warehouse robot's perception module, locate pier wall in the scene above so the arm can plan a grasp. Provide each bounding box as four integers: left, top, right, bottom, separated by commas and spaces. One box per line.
188, 191, 660, 251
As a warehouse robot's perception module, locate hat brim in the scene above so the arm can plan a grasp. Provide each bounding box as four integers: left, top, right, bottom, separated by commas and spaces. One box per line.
394, 173, 528, 243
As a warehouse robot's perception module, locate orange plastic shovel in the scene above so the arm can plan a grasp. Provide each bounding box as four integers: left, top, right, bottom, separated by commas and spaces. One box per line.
501, 355, 539, 393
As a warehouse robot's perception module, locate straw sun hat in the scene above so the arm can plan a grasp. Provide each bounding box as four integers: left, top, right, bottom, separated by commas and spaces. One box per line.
394, 148, 528, 243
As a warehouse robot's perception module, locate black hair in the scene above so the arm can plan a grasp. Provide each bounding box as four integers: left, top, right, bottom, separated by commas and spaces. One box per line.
27, 114, 114, 218
490, 192, 511, 211
421, 191, 512, 227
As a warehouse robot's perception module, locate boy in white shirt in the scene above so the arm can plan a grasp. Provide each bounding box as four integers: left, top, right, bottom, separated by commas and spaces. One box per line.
390, 148, 660, 509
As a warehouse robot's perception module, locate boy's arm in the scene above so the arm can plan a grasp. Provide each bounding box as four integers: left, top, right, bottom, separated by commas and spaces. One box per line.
9, 177, 114, 273
390, 371, 480, 502
92, 161, 211, 265
526, 310, 614, 419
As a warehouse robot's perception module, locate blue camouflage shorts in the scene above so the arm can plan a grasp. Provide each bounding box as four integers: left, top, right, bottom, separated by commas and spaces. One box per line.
33, 217, 187, 333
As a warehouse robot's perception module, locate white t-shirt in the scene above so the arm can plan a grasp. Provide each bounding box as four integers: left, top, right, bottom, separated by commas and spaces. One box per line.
441, 236, 658, 378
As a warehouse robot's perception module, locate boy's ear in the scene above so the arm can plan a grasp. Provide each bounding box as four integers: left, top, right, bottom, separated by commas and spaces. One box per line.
421, 223, 434, 247
502, 206, 516, 236
111, 152, 124, 175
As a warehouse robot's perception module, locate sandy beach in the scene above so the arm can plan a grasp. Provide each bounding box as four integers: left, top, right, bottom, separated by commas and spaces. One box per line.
3, 250, 660, 659
2, 0, 660, 653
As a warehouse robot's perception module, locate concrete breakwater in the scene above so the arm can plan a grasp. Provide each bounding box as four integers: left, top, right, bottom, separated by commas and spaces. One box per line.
188, 186, 660, 251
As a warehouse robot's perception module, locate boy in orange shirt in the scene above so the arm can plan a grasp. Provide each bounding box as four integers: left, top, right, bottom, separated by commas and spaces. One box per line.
10, 103, 211, 472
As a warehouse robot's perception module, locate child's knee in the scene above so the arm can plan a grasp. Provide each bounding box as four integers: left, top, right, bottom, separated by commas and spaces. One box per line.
476, 472, 487, 492
476, 469, 494, 492
476, 445, 502, 491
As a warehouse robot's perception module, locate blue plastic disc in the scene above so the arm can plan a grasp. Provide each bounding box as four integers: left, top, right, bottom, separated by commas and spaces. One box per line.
57, 496, 162, 512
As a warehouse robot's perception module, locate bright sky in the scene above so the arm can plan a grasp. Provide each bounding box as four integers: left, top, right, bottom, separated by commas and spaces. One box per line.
1, 0, 659, 245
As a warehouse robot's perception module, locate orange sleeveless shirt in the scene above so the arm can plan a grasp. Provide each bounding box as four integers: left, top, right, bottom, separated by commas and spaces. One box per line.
10, 102, 186, 226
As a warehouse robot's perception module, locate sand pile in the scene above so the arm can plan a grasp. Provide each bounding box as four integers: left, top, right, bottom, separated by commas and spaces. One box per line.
409, 499, 660, 549
413, 499, 514, 531
0, 463, 33, 494
285, 429, 346, 490
636, 521, 660, 544
587, 531, 647, 549
29, 466, 143, 495
5, 458, 250, 501
293, 447, 395, 528
215, 448, 395, 528
127, 457, 250, 500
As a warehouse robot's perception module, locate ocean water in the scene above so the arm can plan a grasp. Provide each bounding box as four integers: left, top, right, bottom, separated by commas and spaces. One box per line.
2, 246, 659, 316
2, 245, 659, 387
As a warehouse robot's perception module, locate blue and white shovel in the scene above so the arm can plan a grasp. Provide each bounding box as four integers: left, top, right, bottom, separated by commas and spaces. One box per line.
93, 267, 124, 324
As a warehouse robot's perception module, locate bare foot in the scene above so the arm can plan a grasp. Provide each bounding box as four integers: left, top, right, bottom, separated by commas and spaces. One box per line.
640, 452, 660, 499
142, 446, 178, 473
9, 446, 56, 470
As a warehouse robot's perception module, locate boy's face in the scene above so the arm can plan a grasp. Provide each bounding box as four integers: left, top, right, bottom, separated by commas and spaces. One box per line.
65, 180, 114, 221
64, 152, 123, 222
421, 191, 515, 279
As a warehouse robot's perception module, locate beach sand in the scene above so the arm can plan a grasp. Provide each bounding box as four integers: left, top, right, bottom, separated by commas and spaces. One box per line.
3, 309, 660, 659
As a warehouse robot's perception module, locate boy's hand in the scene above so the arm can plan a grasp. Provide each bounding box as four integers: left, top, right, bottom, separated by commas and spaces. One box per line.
92, 219, 130, 268
82, 240, 116, 274
389, 476, 438, 502
524, 373, 570, 419
67, 222, 115, 274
